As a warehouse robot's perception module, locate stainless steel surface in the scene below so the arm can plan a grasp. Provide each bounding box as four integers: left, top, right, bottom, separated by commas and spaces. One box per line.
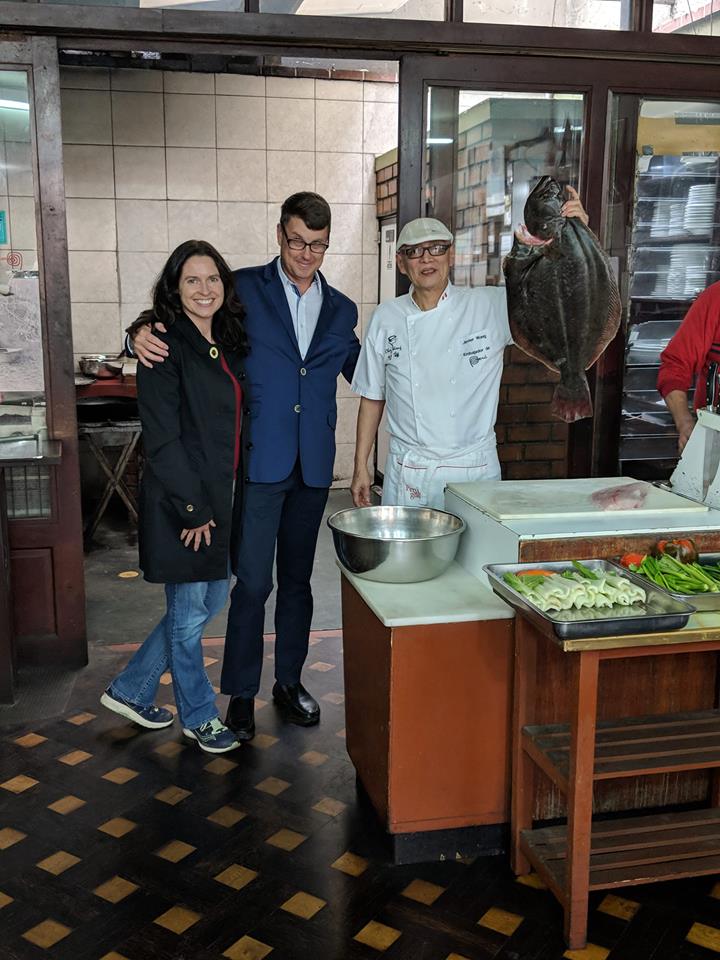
0, 438, 61, 466
78, 354, 123, 378
484, 559, 694, 639
328, 505, 465, 583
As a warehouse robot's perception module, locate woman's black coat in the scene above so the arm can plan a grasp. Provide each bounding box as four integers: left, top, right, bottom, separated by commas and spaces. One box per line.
137, 315, 247, 584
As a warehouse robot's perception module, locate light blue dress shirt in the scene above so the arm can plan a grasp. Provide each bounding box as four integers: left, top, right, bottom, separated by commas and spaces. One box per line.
277, 259, 323, 360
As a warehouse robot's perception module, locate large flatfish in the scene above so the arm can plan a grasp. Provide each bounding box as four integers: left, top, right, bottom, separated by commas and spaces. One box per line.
503, 176, 621, 422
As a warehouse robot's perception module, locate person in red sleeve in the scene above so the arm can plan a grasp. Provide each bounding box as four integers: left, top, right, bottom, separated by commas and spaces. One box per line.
658, 281, 720, 452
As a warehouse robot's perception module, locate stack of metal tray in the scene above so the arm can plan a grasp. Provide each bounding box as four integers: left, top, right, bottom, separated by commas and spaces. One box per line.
629, 552, 720, 612
483, 559, 695, 639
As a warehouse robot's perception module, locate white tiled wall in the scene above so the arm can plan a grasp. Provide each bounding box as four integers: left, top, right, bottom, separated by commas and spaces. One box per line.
58, 68, 399, 483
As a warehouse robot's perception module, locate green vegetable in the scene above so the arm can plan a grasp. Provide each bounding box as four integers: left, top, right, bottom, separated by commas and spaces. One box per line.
504, 571, 533, 595
631, 553, 720, 594
571, 560, 599, 580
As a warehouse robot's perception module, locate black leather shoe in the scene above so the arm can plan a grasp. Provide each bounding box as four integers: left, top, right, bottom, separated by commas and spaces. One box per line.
225, 696, 255, 741
272, 681, 320, 726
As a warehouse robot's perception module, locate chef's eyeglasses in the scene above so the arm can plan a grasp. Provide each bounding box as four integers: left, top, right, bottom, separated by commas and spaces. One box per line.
281, 222, 330, 254
400, 242, 452, 259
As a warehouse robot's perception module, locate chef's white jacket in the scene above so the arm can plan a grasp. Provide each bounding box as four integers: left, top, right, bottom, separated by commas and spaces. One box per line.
351, 282, 513, 506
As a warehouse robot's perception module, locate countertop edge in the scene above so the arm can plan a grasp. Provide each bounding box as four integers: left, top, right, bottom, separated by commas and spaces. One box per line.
338, 562, 515, 628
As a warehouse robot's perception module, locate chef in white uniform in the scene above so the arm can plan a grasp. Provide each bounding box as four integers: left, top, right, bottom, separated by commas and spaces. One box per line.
351, 201, 586, 508
351, 217, 509, 508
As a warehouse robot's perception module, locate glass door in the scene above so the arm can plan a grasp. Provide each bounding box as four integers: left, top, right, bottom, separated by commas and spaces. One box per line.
607, 95, 720, 481
397, 53, 609, 478
423, 87, 585, 291
0, 68, 49, 514
0, 39, 85, 665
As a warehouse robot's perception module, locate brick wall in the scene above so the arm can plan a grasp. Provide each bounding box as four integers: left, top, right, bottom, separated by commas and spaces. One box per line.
497, 347, 568, 479
376, 160, 398, 218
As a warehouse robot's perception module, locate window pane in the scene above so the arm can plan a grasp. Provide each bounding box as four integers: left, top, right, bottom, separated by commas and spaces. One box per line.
424, 88, 584, 289
15, 0, 446, 15
259, 0, 445, 16
653, 0, 720, 34
0, 70, 50, 514
463, 0, 626, 28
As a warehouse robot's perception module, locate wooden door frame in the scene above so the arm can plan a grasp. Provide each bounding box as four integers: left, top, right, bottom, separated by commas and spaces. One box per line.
1, 38, 86, 664
397, 54, 720, 478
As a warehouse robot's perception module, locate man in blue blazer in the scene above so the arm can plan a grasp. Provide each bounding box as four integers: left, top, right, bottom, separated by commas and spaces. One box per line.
131, 192, 360, 740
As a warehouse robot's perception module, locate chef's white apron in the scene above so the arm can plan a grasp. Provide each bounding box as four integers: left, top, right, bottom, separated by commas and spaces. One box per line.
382, 435, 501, 509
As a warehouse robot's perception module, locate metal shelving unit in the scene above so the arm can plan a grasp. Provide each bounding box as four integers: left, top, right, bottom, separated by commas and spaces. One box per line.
621, 153, 720, 480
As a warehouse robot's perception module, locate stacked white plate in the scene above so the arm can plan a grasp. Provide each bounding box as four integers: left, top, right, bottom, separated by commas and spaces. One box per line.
684, 183, 717, 236
627, 321, 674, 363
665, 244, 709, 298
650, 202, 671, 238
669, 201, 685, 235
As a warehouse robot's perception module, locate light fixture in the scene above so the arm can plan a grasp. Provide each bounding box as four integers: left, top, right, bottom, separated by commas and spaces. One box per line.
426, 137, 453, 145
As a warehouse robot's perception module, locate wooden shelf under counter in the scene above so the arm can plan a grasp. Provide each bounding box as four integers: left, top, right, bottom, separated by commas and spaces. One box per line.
523, 806, 720, 898
512, 611, 720, 950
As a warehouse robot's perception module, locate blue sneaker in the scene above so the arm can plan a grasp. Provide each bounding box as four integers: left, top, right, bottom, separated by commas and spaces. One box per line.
100, 688, 174, 729
182, 717, 241, 754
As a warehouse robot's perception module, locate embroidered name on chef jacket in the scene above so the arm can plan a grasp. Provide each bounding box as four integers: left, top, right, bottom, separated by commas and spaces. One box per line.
461, 332, 491, 366
385, 334, 402, 362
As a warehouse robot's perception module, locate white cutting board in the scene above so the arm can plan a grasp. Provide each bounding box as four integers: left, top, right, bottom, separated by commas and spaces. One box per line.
447, 477, 709, 520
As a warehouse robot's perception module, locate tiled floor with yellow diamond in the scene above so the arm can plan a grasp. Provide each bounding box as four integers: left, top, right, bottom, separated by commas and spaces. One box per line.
5, 633, 720, 959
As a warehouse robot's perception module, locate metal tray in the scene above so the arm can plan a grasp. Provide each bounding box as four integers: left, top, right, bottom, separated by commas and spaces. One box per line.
629, 552, 720, 612
483, 559, 695, 640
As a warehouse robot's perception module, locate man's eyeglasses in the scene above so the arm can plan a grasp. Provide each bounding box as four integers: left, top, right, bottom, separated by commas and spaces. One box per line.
400, 242, 452, 260
281, 222, 329, 255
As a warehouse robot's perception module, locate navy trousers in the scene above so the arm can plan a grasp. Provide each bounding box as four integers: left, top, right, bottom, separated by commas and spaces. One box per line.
221, 460, 329, 698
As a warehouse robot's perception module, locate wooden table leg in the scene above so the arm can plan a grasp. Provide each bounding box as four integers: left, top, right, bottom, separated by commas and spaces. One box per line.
564, 649, 599, 950
511, 615, 537, 875
83, 432, 140, 538
711, 652, 720, 807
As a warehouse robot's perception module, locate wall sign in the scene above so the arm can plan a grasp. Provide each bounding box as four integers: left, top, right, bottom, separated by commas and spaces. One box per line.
0, 212, 6, 246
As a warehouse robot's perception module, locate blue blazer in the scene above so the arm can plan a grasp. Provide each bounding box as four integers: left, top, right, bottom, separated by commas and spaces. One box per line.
235, 258, 360, 488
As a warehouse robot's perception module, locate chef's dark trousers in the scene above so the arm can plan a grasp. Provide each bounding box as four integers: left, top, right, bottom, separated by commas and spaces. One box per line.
221, 460, 329, 698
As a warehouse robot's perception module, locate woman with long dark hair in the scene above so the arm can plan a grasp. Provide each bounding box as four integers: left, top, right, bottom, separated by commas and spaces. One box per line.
101, 240, 249, 753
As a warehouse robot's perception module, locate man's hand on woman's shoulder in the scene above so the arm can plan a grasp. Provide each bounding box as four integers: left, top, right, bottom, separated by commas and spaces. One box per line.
129, 320, 170, 368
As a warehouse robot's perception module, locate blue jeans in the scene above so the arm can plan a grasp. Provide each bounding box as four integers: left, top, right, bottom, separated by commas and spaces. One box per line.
110, 579, 230, 730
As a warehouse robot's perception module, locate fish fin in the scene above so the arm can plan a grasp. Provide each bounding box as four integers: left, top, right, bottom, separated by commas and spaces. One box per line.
551, 376, 593, 423
583, 275, 623, 369
509, 322, 560, 373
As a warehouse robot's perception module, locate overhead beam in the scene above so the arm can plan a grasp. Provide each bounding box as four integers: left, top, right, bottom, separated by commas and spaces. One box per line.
5, 1, 720, 63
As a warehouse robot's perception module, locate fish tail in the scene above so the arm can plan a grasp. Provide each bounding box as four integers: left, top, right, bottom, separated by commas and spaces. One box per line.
551, 376, 593, 423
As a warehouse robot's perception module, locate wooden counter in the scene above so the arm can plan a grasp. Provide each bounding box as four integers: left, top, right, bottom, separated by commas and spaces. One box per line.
512, 611, 720, 949
341, 571, 514, 851
339, 501, 720, 860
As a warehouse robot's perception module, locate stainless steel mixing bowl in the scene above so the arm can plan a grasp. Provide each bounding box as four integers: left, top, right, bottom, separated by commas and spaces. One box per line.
327, 505, 466, 583
78, 354, 123, 378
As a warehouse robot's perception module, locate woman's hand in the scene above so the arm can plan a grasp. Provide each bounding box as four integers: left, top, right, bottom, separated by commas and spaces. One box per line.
133, 322, 169, 368
561, 185, 589, 226
180, 519, 216, 551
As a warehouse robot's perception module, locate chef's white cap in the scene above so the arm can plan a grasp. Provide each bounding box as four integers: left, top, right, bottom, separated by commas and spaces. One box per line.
397, 217, 453, 251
